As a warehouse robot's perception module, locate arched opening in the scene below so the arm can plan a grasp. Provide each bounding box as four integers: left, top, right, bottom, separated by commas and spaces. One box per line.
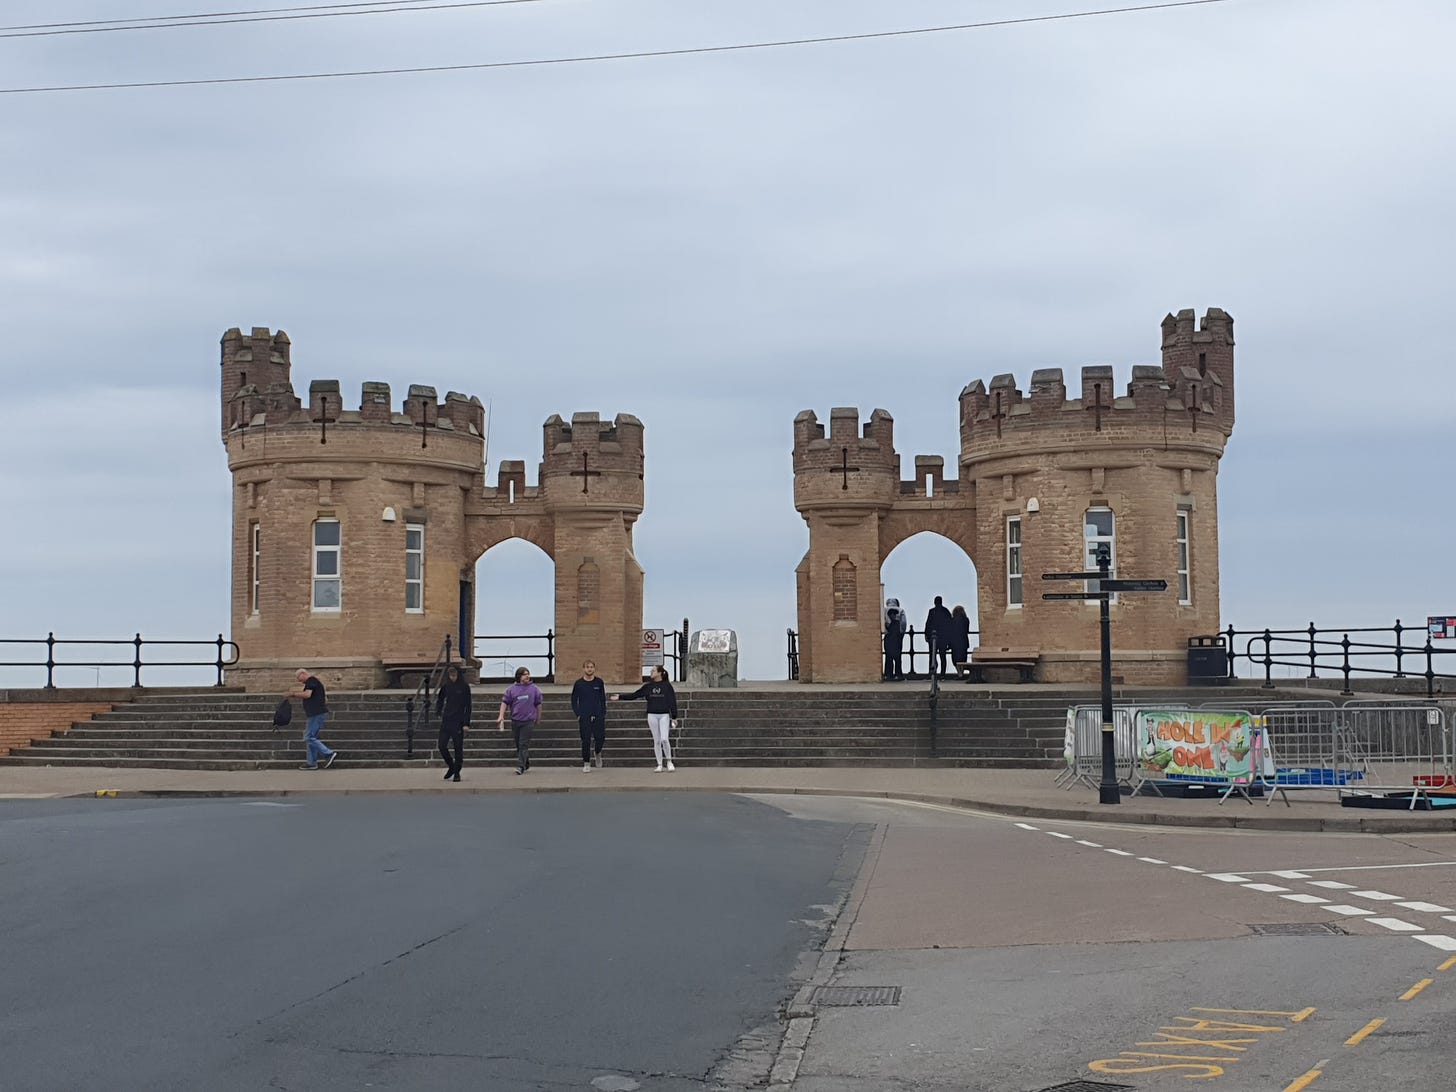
473, 538, 555, 682
879, 531, 979, 676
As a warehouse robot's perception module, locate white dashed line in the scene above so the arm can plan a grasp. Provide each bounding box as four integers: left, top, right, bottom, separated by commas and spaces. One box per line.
1269, 871, 1312, 880
1350, 891, 1402, 901
1368, 918, 1423, 933
1138, 857, 1167, 864
1414, 935, 1456, 952
1075, 840, 1103, 847
1172, 865, 1204, 874
1396, 902, 1453, 914
1105, 849, 1135, 857
1206, 873, 1252, 883
1325, 905, 1376, 916
1309, 880, 1357, 890
1047, 832, 1074, 839
1243, 883, 1290, 894
1015, 823, 1040, 831
1281, 894, 1330, 905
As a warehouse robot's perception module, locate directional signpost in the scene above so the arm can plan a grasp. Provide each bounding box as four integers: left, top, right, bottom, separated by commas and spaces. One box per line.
1043, 548, 1169, 806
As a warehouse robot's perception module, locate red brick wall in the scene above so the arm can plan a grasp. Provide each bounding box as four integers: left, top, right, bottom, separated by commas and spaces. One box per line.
0, 695, 116, 755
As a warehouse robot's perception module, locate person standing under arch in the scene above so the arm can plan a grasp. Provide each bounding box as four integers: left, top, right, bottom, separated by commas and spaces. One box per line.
949, 604, 972, 679
435, 664, 472, 782
883, 598, 907, 681
610, 665, 678, 771
924, 596, 954, 679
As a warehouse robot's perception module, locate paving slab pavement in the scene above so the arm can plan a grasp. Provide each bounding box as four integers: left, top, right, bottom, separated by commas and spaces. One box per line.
4, 762, 1456, 832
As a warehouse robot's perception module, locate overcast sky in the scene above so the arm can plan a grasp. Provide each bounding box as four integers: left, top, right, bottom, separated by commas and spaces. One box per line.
1, 0, 1452, 687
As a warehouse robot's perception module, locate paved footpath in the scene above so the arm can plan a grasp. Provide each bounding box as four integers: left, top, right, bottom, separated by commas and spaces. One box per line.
4, 762, 1456, 832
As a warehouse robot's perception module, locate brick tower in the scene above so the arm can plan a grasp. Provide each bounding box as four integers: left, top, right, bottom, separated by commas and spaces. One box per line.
792, 307, 1235, 685
220, 328, 645, 690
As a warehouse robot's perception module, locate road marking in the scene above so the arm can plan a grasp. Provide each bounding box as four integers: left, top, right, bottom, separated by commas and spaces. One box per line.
1290, 862, 1456, 875
1397, 901, 1454, 913
1172, 865, 1204, 873
1105, 848, 1135, 856
1091, 1007, 1311, 1082
1368, 918, 1422, 933
1324, 905, 1375, 916
1015, 822, 1039, 830
1400, 979, 1433, 1000
1075, 840, 1102, 847
1206, 872, 1252, 883
1138, 856, 1168, 864
1047, 831, 1074, 839
1244, 883, 1291, 893
1281, 893, 1331, 905
1283, 1061, 1326, 1092
1440, 955, 1456, 970
241, 801, 302, 808
1308, 880, 1356, 890
1270, 870, 1312, 879
1344, 1019, 1383, 1047
1192, 1007, 1316, 1022
1415, 936, 1456, 953
1349, 890, 1401, 901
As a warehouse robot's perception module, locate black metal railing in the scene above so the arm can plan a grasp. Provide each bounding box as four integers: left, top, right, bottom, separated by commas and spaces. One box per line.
1221, 621, 1456, 697
926, 633, 940, 753
403, 634, 453, 757
471, 631, 556, 683
665, 618, 689, 682
0, 633, 239, 688
784, 626, 981, 682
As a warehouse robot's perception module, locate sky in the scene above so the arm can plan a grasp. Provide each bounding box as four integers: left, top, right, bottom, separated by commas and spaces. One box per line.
1, 0, 1452, 687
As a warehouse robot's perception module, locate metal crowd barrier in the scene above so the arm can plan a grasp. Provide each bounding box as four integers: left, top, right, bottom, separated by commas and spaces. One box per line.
1059, 699, 1455, 811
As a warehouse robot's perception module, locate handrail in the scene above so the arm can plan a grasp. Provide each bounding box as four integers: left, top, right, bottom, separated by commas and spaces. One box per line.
926, 633, 940, 753
0, 633, 239, 688
470, 631, 555, 682
404, 634, 452, 757
1221, 621, 1456, 698
782, 625, 981, 682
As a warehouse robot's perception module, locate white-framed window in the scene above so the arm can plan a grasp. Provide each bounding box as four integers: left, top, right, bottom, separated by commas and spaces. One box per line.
250, 522, 261, 614
312, 518, 341, 612
405, 524, 424, 613
1176, 510, 1191, 605
1084, 507, 1116, 602
1006, 516, 1023, 608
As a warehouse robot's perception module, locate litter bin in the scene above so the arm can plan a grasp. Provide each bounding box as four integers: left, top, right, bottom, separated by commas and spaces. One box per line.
1187, 635, 1229, 685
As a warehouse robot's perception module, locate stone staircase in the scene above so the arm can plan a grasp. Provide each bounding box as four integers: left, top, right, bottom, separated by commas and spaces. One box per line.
0, 685, 1291, 771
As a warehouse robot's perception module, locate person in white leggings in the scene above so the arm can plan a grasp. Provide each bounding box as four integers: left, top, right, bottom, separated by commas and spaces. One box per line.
610, 665, 679, 771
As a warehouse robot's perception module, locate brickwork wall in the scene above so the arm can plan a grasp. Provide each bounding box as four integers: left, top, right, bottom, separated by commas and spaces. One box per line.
792, 308, 1236, 685
0, 697, 115, 755
221, 330, 646, 691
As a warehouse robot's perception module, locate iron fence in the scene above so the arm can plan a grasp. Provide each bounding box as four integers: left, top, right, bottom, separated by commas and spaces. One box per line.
0, 633, 239, 688
1221, 621, 1456, 697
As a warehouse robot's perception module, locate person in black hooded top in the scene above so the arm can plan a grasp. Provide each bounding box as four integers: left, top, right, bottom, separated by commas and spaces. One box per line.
434, 664, 472, 782
610, 665, 679, 771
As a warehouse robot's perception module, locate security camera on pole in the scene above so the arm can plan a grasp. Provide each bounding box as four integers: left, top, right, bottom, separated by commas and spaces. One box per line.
1042, 547, 1168, 806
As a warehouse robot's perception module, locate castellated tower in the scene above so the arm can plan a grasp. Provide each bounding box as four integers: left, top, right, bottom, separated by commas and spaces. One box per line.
220, 327, 645, 691
792, 307, 1235, 685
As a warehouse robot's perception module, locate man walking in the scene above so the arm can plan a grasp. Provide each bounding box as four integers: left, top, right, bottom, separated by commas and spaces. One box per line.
571, 659, 608, 771
288, 668, 337, 770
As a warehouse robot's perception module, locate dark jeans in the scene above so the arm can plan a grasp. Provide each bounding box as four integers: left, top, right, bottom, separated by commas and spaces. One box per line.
511, 718, 535, 771
578, 715, 605, 763
438, 726, 463, 774
884, 642, 903, 680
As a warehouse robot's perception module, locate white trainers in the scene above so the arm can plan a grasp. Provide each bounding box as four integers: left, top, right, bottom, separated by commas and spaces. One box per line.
654, 764, 664, 772
666, 761, 676, 771
583, 762, 591, 772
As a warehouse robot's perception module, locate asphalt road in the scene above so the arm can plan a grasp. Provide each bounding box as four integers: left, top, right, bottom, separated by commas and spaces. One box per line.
752, 796, 1456, 1092
0, 793, 869, 1091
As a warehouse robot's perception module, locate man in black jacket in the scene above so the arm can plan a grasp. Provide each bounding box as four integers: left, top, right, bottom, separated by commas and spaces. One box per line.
570, 660, 608, 771
924, 596, 954, 679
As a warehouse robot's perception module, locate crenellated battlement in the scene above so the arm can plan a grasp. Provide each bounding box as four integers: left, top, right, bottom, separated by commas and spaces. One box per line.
220, 328, 487, 453
957, 307, 1234, 458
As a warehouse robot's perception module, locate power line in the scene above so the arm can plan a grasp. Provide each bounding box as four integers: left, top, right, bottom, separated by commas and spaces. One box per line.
0, 0, 544, 39
0, 0, 1240, 95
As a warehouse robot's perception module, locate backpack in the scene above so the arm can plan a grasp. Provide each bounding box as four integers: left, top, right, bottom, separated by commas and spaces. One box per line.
272, 699, 293, 729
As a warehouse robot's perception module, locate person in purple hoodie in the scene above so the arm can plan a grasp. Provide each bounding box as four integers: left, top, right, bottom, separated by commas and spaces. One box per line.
497, 666, 543, 775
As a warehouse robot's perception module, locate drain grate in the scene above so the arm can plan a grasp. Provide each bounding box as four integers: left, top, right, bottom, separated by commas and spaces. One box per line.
1248, 922, 1346, 936
807, 985, 901, 1007
1033, 1082, 1134, 1092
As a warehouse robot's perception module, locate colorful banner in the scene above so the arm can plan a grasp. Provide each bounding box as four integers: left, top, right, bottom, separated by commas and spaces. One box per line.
1135, 709, 1272, 783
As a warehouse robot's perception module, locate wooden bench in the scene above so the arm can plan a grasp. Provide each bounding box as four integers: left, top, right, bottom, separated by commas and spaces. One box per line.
964, 649, 1039, 684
